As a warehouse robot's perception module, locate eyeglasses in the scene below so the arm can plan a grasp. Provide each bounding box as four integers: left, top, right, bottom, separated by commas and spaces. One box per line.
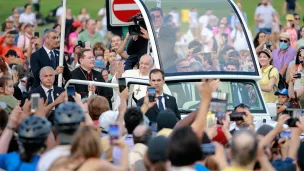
279, 39, 288, 43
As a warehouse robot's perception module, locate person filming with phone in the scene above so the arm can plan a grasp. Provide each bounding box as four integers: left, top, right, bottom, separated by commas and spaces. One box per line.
229, 103, 255, 135
137, 69, 180, 122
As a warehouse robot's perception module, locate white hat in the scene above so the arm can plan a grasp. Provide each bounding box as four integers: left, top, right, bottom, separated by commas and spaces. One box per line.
98, 111, 119, 132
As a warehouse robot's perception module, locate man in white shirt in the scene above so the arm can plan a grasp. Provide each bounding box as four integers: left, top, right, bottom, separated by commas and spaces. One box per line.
254, 0, 275, 34
198, 9, 212, 29
19, 4, 37, 27
168, 7, 180, 27
122, 55, 154, 100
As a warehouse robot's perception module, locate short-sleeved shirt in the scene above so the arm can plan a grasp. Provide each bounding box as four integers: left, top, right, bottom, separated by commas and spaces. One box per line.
0, 152, 39, 171
286, 0, 296, 10
19, 12, 36, 25
77, 30, 103, 47
272, 47, 297, 73
259, 65, 279, 103
254, 5, 275, 29
286, 29, 298, 48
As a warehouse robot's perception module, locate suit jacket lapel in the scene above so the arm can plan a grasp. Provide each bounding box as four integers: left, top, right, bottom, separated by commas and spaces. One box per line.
53, 87, 59, 99
39, 86, 47, 99
41, 47, 52, 64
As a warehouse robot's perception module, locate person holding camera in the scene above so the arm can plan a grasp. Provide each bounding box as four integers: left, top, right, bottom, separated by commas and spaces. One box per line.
30, 29, 70, 89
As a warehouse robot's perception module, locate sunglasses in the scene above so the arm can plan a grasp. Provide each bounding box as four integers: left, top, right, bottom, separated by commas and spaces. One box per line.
180, 66, 190, 69
295, 18, 300, 20
279, 39, 288, 43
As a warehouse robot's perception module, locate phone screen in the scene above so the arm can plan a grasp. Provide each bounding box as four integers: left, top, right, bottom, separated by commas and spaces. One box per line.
109, 124, 120, 144
118, 78, 126, 93
201, 143, 215, 156
280, 131, 291, 138
31, 93, 40, 112
148, 87, 156, 102
67, 86, 75, 96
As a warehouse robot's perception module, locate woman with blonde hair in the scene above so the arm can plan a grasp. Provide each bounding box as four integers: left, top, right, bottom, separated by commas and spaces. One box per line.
49, 125, 129, 171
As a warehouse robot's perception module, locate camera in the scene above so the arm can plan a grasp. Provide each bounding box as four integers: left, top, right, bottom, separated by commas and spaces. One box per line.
128, 13, 147, 35
230, 112, 245, 121
265, 42, 271, 49
77, 41, 85, 48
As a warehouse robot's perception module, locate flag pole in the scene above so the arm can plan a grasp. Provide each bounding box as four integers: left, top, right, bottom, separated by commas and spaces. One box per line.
58, 0, 67, 87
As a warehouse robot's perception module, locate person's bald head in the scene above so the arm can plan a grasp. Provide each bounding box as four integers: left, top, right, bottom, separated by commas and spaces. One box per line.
139, 55, 154, 75
133, 124, 152, 145
230, 130, 258, 167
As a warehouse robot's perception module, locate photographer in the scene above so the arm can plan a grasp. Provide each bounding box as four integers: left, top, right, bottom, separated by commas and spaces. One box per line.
119, 13, 150, 71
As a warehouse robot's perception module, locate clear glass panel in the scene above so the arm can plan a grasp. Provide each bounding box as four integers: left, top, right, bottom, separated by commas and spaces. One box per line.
142, 0, 257, 75
128, 80, 266, 113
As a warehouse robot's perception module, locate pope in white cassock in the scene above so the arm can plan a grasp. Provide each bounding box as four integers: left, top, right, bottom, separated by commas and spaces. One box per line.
122, 55, 154, 100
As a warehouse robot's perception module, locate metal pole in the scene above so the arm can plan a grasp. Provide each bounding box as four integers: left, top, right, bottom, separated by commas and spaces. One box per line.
58, 0, 67, 87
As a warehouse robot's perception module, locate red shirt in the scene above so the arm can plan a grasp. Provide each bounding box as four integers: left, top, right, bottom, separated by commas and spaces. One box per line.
0, 36, 25, 63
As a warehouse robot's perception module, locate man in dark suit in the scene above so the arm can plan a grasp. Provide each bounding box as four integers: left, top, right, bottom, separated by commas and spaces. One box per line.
137, 69, 180, 122
30, 29, 70, 89
150, 7, 177, 72
27, 66, 65, 103
69, 49, 106, 98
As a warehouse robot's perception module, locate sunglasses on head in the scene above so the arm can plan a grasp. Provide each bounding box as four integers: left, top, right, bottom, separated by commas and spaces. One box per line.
279, 39, 288, 43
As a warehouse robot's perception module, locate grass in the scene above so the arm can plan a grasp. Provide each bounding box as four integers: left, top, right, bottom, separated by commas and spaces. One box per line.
1, 0, 303, 35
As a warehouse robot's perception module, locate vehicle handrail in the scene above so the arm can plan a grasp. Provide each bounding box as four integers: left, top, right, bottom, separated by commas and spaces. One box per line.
64, 79, 119, 89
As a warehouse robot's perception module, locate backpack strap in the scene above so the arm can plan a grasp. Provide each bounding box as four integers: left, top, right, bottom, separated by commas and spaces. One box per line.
268, 67, 273, 80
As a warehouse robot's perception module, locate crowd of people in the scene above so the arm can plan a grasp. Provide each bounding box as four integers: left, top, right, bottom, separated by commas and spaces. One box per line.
0, 0, 304, 171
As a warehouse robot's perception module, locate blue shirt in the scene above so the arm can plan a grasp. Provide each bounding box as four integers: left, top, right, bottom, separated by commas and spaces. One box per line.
195, 163, 210, 171
0, 152, 39, 171
272, 157, 294, 170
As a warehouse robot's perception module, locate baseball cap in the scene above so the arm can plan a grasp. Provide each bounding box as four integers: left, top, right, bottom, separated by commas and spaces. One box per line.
256, 124, 273, 136
280, 32, 291, 40
94, 59, 105, 69
156, 110, 178, 131
147, 136, 168, 163
275, 88, 289, 96
72, 21, 83, 28
286, 14, 295, 21
98, 111, 119, 132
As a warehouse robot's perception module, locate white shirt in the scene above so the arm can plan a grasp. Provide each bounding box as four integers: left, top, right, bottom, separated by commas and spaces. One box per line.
98, 8, 107, 26
19, 12, 36, 25
200, 27, 213, 53
157, 93, 166, 110
32, 0, 39, 3
41, 84, 54, 102
43, 45, 54, 60
36, 145, 70, 171
254, 4, 275, 28
231, 29, 248, 51
56, 6, 63, 17
169, 11, 180, 26
198, 15, 209, 28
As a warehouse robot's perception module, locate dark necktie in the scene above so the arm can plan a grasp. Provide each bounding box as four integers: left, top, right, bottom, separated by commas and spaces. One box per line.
158, 96, 164, 111
50, 51, 56, 69
47, 89, 53, 104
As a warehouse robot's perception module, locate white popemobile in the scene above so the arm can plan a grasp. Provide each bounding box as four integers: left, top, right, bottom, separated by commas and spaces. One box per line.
65, 0, 288, 129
